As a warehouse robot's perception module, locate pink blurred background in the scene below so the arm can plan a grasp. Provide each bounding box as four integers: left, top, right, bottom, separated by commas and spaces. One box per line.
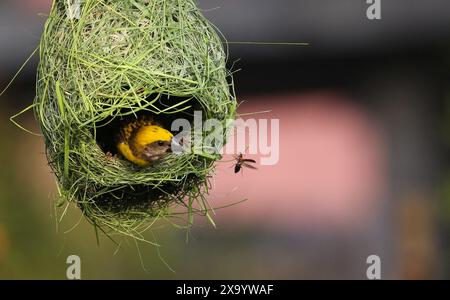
213, 93, 386, 231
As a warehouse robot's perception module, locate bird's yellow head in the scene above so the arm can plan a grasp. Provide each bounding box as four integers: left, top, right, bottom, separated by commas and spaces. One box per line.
133, 125, 173, 163
117, 123, 174, 167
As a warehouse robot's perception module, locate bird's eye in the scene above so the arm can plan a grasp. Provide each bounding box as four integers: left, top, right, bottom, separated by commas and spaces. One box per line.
157, 141, 164, 146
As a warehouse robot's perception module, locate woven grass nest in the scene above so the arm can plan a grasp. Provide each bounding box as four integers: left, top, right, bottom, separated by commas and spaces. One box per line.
34, 0, 236, 239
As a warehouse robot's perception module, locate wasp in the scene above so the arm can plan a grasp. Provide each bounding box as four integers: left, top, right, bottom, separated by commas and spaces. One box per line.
233, 153, 257, 173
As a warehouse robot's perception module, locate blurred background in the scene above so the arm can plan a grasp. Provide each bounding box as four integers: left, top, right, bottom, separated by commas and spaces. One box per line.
1, 0, 450, 279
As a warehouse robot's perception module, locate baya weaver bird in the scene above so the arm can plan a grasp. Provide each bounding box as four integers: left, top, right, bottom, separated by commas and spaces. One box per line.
116, 116, 173, 167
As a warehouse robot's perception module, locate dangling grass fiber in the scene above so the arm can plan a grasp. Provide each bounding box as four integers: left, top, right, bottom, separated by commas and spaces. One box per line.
34, 0, 236, 241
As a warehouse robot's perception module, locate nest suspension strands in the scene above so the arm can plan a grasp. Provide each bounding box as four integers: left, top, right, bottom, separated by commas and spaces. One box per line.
35, 0, 236, 239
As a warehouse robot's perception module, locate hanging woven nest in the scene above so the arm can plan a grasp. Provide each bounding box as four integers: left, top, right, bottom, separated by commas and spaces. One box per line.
34, 0, 236, 237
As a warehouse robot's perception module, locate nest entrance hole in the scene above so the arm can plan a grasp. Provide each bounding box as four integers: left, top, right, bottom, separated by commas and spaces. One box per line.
94, 93, 203, 156
90, 94, 205, 211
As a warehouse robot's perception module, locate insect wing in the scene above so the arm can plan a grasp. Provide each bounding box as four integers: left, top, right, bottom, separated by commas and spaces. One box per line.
242, 162, 257, 170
